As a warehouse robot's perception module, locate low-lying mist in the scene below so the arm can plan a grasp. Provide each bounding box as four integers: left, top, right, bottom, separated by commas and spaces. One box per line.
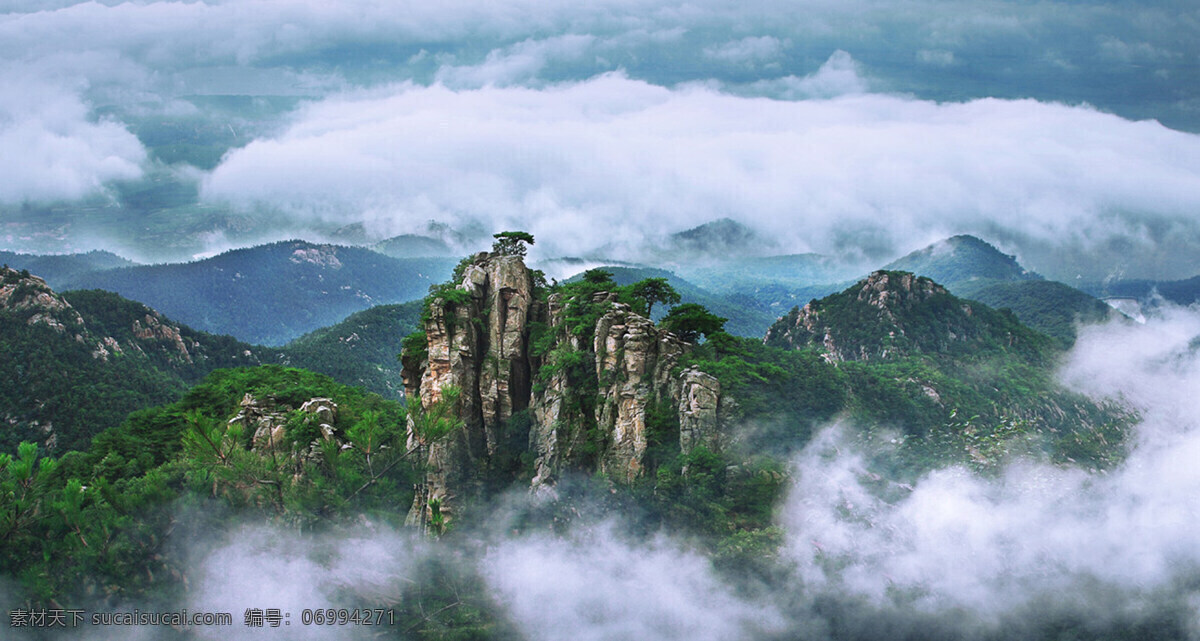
16, 306, 1200, 640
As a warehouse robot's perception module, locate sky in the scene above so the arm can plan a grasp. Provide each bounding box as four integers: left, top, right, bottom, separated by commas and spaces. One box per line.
2, 0, 1200, 278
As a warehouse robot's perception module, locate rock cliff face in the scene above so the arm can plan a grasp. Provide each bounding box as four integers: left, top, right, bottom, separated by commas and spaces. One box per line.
401, 253, 725, 526
229, 394, 342, 458
403, 252, 540, 526
592, 301, 688, 483
0, 268, 85, 333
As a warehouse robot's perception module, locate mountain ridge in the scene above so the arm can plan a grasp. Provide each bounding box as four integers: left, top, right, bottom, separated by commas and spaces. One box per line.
64, 240, 457, 345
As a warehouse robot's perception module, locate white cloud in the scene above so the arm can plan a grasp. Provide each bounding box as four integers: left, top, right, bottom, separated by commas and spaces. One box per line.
2, 0, 1199, 272
743, 49, 868, 98
0, 74, 145, 204
482, 523, 782, 641
434, 34, 599, 88
188, 523, 417, 640
781, 307, 1200, 623
201, 72, 1200, 263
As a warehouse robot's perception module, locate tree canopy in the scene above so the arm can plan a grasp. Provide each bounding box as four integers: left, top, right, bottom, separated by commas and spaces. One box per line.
492, 231, 535, 257
660, 303, 727, 342
630, 277, 681, 317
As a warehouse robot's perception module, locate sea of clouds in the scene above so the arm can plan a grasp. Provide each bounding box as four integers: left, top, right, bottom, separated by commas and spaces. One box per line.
3, 0, 1200, 276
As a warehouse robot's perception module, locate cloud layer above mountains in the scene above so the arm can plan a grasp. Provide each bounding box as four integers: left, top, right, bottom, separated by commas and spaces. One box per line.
2, 0, 1200, 275
203, 71, 1200, 268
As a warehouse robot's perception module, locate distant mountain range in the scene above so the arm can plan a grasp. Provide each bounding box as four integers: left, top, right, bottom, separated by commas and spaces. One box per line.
881, 235, 1117, 346
61, 241, 455, 346
0, 250, 136, 290
0, 232, 1129, 350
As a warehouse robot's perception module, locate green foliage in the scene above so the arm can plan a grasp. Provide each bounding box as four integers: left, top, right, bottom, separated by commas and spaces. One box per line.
592, 264, 810, 337
420, 282, 476, 335
660, 303, 727, 343
643, 397, 681, 471
491, 231, 535, 257
954, 279, 1114, 348
0, 312, 189, 454
680, 333, 845, 450
0, 365, 424, 604
582, 268, 615, 285
279, 301, 423, 397
409, 386, 464, 446
629, 277, 681, 317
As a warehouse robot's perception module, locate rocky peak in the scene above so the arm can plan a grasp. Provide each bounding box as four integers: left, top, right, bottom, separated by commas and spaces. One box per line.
765, 270, 988, 362
855, 271, 947, 315
289, 244, 343, 268
402, 250, 728, 527
229, 393, 342, 457
403, 250, 539, 525
0, 266, 85, 332
591, 302, 689, 482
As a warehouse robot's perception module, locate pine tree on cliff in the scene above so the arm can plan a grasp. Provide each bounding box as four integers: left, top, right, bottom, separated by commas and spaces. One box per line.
630, 277, 681, 317
491, 231, 534, 257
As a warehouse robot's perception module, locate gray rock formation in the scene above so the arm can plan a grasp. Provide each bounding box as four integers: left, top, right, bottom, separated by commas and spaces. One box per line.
404, 252, 538, 527
401, 252, 727, 526
678, 367, 723, 456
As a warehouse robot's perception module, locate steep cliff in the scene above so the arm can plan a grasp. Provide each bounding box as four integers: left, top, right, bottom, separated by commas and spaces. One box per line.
402, 252, 539, 525
401, 253, 726, 526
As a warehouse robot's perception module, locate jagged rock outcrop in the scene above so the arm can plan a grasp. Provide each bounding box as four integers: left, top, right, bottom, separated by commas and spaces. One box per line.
401, 252, 727, 526
678, 367, 722, 456
593, 302, 687, 482
0, 267, 85, 332
404, 252, 539, 526
133, 313, 193, 362
229, 393, 341, 457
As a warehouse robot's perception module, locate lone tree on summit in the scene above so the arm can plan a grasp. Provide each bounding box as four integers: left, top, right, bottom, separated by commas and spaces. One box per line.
492, 231, 535, 257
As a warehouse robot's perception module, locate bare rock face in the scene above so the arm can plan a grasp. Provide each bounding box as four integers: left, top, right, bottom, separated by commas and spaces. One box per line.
678, 367, 722, 456
0, 267, 86, 331
230, 394, 341, 458
528, 293, 593, 487
593, 303, 687, 483
132, 313, 193, 362
404, 252, 537, 526
300, 398, 337, 426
